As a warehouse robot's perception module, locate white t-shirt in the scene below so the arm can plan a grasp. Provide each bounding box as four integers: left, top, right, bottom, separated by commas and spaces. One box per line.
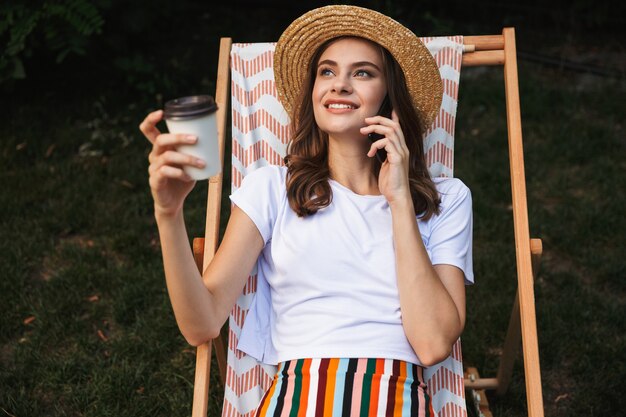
229, 165, 473, 366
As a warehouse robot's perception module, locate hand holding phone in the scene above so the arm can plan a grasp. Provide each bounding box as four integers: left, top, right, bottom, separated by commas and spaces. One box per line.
368, 95, 392, 163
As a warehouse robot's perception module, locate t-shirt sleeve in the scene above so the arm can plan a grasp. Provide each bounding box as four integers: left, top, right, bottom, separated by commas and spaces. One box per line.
228, 166, 284, 244
428, 179, 474, 284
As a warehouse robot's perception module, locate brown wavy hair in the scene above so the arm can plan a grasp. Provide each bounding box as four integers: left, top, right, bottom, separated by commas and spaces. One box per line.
283, 37, 441, 220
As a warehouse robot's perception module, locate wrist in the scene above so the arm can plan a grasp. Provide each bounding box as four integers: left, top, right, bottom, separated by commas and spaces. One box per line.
388, 193, 414, 212
154, 204, 184, 224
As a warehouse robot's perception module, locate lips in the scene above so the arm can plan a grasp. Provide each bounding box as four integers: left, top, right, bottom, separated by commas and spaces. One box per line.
324, 99, 359, 109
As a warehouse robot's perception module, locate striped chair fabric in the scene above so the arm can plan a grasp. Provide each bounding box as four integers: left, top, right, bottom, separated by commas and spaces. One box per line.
226, 36, 466, 417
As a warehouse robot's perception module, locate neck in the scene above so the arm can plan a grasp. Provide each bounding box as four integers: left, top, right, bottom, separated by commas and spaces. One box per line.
327, 134, 380, 196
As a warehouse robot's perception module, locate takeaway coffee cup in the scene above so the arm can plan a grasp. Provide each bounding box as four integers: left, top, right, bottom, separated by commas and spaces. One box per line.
163, 95, 220, 180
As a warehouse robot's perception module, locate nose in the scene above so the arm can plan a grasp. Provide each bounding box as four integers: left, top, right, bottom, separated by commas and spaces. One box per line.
331, 75, 352, 94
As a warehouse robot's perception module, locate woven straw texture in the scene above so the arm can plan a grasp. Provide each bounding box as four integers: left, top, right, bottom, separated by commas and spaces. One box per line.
274, 5, 443, 131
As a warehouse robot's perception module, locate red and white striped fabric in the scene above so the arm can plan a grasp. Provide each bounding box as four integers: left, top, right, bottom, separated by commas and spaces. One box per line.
226, 36, 466, 417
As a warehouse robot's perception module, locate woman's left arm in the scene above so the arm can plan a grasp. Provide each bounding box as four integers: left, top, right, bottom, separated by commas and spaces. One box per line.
363, 111, 466, 366
389, 198, 466, 367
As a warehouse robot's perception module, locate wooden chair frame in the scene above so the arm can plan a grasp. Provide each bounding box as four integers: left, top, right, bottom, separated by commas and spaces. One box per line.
191, 28, 545, 417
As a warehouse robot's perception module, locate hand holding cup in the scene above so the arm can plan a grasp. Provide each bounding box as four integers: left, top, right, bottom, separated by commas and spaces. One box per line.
140, 95, 221, 217
163, 95, 221, 180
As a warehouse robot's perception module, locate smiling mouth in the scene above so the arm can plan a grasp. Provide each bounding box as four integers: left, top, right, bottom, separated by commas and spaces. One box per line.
327, 103, 357, 109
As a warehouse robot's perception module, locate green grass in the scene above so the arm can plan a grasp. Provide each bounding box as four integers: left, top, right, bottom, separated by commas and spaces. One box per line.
0, 92, 224, 415
1, 31, 624, 417
456, 62, 625, 416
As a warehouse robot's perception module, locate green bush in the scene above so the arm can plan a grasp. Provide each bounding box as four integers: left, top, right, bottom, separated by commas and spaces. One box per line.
0, 0, 105, 84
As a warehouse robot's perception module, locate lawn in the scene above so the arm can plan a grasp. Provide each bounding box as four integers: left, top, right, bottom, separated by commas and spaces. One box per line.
1, 2, 624, 416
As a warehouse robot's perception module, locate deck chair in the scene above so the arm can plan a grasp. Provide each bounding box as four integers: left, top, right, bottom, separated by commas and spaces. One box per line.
191, 28, 544, 417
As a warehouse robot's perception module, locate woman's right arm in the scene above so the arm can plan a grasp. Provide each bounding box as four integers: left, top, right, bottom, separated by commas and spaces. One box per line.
140, 110, 264, 346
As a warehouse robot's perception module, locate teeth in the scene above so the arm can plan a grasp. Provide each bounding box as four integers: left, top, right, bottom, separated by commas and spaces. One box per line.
328, 103, 355, 109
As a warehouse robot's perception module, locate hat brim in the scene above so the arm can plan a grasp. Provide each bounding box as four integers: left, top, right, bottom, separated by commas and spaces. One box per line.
274, 5, 443, 129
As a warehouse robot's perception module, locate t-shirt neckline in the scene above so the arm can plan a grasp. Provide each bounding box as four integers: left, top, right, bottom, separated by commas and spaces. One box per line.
328, 179, 387, 200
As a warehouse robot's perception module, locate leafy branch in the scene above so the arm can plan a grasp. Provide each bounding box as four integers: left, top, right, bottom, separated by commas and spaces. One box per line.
0, 0, 105, 83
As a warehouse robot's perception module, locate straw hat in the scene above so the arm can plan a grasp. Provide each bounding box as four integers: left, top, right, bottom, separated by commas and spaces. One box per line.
273, 5, 443, 129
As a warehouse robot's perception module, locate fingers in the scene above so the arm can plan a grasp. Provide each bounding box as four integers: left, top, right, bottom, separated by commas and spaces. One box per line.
149, 149, 205, 175
148, 134, 197, 163
366, 138, 401, 161
149, 164, 195, 189
362, 115, 402, 140
142, 109, 203, 189
391, 109, 399, 123
362, 126, 402, 156
156, 133, 197, 149
148, 151, 202, 193
389, 110, 408, 154
362, 114, 408, 153
139, 110, 164, 144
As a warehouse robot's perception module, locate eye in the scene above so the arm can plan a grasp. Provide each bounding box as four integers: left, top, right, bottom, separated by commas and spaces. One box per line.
318, 67, 334, 76
354, 69, 372, 77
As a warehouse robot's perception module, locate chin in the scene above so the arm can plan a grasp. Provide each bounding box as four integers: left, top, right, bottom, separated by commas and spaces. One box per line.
323, 127, 363, 139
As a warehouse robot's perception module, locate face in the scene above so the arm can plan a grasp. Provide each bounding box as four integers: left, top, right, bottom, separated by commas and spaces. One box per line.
311, 37, 387, 139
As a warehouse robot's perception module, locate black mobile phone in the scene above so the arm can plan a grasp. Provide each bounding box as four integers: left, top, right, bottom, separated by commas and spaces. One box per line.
368, 95, 392, 163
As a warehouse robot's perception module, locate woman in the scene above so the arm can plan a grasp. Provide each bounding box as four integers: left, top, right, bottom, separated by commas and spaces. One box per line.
139, 5, 472, 416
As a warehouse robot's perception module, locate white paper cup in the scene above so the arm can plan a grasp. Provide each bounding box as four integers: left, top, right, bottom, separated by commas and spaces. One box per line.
163, 95, 220, 180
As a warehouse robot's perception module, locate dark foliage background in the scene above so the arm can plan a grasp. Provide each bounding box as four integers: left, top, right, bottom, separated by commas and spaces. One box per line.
3, 0, 623, 97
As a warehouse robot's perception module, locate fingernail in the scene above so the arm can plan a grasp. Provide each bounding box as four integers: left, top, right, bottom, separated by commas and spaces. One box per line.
186, 135, 197, 143
196, 158, 205, 167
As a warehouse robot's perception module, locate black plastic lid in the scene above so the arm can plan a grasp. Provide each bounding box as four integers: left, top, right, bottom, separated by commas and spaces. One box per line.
163, 95, 218, 120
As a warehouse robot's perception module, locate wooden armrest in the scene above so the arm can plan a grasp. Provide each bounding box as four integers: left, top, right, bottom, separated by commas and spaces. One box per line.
530, 238, 543, 277
193, 238, 205, 273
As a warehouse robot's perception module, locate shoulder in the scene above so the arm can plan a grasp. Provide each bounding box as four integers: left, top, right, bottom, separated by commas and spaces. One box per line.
240, 165, 287, 188
245, 164, 286, 179
229, 165, 288, 243
423, 177, 472, 224
433, 177, 471, 207
432, 177, 471, 198
230, 165, 288, 205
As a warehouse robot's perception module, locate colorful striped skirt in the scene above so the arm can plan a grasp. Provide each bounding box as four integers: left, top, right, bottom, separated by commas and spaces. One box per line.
255, 358, 434, 417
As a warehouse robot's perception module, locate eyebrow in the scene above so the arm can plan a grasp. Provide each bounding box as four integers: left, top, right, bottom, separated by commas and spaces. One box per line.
317, 59, 381, 72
